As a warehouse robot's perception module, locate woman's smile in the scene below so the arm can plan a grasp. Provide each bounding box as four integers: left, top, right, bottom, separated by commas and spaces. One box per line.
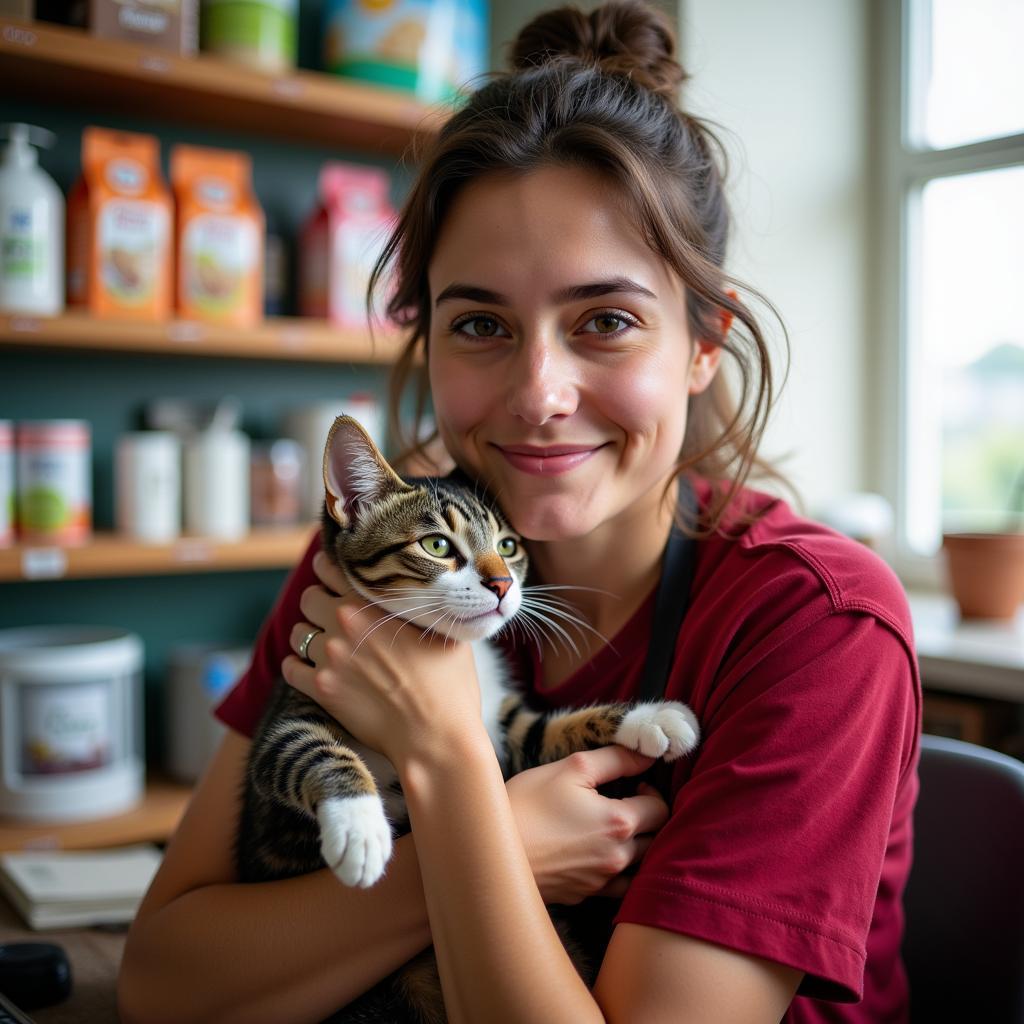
493, 442, 609, 476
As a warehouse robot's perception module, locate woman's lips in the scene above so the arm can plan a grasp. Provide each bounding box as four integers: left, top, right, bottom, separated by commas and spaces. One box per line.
494, 443, 604, 476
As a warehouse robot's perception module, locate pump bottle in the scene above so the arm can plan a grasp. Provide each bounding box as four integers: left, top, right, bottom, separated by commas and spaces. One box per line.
0, 123, 65, 316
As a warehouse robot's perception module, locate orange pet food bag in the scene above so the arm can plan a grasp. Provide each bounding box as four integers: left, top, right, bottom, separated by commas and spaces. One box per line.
66, 127, 173, 320
171, 145, 264, 327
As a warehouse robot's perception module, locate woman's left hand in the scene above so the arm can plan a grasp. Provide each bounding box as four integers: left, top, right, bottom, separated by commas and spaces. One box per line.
282, 551, 485, 767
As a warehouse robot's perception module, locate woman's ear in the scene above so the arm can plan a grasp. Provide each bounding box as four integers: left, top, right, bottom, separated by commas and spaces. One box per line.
688, 289, 736, 395
688, 338, 722, 395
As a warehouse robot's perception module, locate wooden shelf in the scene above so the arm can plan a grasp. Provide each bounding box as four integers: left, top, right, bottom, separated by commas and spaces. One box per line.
1, 310, 408, 363
0, 525, 316, 581
0, 777, 192, 852
0, 19, 447, 153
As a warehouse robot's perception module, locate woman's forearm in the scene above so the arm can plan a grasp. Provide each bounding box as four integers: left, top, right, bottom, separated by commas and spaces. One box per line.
400, 734, 606, 1024
118, 832, 432, 1024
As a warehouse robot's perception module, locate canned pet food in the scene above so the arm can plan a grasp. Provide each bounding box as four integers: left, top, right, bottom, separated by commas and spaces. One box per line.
16, 420, 92, 544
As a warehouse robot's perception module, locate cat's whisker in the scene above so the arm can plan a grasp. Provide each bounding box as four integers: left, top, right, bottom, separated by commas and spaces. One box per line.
421, 608, 457, 640
523, 583, 619, 599
520, 593, 606, 638
352, 602, 449, 653
516, 606, 582, 659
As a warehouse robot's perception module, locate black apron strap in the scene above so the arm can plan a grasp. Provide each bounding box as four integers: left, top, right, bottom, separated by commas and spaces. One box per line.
635, 477, 698, 703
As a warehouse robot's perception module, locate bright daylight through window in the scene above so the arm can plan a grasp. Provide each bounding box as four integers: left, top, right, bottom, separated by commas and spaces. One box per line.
902, 0, 1024, 555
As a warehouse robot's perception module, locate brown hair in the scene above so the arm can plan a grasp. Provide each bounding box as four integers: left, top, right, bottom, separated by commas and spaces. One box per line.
370, 0, 790, 535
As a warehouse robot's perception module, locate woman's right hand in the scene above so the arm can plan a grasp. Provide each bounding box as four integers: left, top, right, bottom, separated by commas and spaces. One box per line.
506, 746, 670, 905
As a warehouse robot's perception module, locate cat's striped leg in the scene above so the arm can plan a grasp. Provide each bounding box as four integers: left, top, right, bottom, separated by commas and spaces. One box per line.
250, 715, 393, 888
499, 694, 699, 772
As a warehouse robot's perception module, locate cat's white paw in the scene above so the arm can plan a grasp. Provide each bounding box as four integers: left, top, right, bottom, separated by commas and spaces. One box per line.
317, 794, 393, 888
615, 701, 700, 761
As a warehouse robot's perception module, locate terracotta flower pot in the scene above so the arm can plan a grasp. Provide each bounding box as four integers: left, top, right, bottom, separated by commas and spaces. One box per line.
942, 532, 1024, 620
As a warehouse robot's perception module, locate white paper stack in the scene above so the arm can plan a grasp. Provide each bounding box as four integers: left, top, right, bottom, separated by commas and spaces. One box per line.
0, 845, 162, 930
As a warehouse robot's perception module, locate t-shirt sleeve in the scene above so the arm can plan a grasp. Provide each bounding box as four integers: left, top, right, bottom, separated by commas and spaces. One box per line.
214, 530, 321, 738
614, 598, 918, 1003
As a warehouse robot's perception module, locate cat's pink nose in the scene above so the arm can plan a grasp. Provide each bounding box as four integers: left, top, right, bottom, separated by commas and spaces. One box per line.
484, 576, 513, 602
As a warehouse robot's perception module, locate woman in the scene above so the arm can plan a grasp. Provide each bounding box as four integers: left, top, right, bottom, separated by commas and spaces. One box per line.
118, 3, 920, 1022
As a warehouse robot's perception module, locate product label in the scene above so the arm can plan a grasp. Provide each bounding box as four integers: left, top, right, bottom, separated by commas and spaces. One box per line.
1, 206, 43, 280
99, 199, 169, 305
183, 214, 258, 315
20, 681, 112, 775
0, 441, 12, 544
17, 445, 91, 539
332, 218, 388, 324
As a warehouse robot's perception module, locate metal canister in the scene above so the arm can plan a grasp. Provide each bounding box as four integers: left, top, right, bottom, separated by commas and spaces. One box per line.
16, 420, 92, 544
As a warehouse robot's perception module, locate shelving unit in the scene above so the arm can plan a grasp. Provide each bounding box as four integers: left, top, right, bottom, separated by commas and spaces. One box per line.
0, 525, 316, 581
0, 778, 193, 852
0, 311, 407, 364
0, 17, 426, 856
0, 18, 445, 153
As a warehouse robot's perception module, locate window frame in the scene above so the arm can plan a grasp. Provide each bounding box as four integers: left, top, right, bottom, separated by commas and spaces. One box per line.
873, 0, 1024, 588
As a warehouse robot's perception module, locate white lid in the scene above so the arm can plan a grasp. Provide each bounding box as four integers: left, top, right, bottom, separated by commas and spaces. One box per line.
0, 627, 143, 679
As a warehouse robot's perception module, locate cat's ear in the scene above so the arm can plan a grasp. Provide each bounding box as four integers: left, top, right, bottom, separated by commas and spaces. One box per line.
323, 416, 409, 529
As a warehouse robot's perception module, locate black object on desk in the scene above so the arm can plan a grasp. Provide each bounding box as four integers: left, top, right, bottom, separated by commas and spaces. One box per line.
0, 943, 71, 1012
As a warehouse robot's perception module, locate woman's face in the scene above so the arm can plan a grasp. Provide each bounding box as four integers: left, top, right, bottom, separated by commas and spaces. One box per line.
426, 164, 720, 542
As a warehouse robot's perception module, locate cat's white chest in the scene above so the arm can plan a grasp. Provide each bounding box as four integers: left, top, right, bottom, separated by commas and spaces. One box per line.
340, 640, 515, 828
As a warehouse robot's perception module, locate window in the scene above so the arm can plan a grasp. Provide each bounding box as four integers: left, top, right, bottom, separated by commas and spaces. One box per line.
880, 0, 1024, 570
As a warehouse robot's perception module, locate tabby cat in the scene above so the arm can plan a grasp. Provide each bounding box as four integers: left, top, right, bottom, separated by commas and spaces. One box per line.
236, 415, 700, 1024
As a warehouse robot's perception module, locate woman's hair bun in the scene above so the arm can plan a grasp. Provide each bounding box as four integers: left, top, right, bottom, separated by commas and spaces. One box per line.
510, 0, 687, 100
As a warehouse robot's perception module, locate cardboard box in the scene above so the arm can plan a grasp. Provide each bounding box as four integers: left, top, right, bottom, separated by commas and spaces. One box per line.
90, 0, 198, 54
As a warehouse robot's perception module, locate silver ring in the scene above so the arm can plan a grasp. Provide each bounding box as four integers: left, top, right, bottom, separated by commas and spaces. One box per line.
297, 627, 324, 664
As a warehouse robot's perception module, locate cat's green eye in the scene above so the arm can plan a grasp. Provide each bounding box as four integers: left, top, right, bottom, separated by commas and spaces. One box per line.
420, 535, 452, 558
497, 537, 518, 558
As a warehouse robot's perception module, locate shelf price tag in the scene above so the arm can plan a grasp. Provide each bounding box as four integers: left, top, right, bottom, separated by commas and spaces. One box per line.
272, 78, 304, 100
167, 322, 204, 344
21, 547, 68, 580
1, 24, 37, 48
8, 317, 40, 334
138, 55, 171, 75
174, 539, 213, 563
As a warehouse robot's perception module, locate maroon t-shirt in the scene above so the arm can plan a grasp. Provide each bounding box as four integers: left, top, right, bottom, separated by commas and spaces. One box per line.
216, 480, 921, 1023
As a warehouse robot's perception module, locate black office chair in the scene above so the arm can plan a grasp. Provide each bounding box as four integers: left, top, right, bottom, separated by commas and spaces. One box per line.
903, 733, 1024, 1023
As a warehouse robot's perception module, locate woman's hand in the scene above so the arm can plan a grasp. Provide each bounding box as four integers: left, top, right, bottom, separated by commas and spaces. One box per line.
507, 746, 670, 905
282, 551, 485, 766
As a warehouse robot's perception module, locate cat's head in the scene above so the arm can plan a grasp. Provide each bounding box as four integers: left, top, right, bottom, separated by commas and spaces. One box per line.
321, 416, 527, 644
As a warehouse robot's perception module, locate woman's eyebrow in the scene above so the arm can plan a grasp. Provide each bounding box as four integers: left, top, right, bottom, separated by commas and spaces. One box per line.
434, 276, 657, 308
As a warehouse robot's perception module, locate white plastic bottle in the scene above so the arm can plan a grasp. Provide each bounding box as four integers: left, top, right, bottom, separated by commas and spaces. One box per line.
0, 124, 65, 316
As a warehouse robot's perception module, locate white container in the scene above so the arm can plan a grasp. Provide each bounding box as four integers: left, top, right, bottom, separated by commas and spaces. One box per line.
183, 428, 250, 539
16, 420, 92, 544
0, 627, 144, 822
0, 124, 65, 316
0, 420, 12, 546
116, 431, 181, 542
283, 394, 384, 519
164, 643, 249, 783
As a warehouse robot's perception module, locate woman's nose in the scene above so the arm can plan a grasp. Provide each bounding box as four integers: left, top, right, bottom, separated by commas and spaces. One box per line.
505, 339, 578, 425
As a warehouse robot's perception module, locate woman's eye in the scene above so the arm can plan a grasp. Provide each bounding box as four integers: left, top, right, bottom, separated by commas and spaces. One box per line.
420, 535, 452, 557
452, 315, 508, 339
581, 312, 638, 336
497, 537, 518, 557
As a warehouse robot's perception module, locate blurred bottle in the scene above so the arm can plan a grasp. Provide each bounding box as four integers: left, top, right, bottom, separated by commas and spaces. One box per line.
250, 439, 304, 527
0, 124, 64, 317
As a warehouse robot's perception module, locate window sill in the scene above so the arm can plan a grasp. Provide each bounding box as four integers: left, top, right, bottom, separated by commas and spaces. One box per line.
908, 592, 1024, 702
